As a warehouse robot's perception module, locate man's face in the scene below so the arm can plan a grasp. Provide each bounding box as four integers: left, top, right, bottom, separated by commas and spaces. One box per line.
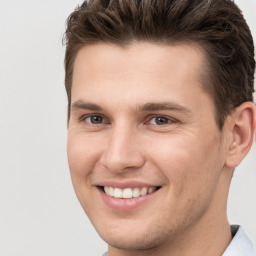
67, 43, 230, 250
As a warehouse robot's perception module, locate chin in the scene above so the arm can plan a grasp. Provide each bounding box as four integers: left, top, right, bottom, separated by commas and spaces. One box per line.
95, 221, 172, 251
103, 234, 161, 251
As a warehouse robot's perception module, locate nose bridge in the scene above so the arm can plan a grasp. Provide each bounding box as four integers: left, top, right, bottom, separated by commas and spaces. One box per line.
101, 122, 144, 173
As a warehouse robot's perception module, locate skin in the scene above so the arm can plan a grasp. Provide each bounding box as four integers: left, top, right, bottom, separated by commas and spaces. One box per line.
67, 42, 256, 256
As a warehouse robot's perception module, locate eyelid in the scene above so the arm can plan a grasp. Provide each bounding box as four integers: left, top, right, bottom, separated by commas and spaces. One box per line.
79, 113, 108, 124
146, 115, 177, 125
77, 113, 178, 126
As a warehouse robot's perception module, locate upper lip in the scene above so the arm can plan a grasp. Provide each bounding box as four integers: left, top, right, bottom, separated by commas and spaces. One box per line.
96, 181, 162, 189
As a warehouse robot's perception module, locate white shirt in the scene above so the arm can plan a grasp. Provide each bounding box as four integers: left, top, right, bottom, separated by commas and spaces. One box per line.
223, 225, 256, 256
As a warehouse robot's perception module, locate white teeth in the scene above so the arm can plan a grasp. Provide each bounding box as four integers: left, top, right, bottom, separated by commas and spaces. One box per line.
109, 187, 114, 196
148, 187, 156, 194
104, 186, 109, 195
123, 188, 133, 198
103, 186, 158, 199
132, 188, 140, 198
140, 187, 147, 196
114, 188, 123, 198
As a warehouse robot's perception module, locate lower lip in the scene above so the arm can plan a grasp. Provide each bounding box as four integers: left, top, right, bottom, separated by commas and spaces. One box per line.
98, 187, 159, 210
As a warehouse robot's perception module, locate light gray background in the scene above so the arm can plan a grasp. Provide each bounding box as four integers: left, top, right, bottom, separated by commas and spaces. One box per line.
0, 1, 255, 256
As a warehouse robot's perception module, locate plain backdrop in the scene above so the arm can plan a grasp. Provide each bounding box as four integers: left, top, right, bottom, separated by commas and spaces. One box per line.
0, 0, 255, 255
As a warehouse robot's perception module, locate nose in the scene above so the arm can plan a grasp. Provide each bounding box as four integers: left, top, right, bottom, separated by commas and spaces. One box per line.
100, 125, 145, 173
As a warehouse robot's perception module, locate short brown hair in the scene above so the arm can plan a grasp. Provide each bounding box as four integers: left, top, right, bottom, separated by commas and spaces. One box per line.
64, 0, 255, 128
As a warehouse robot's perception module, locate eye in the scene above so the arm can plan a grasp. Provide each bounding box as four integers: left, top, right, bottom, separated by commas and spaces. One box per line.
84, 115, 104, 124
148, 116, 172, 125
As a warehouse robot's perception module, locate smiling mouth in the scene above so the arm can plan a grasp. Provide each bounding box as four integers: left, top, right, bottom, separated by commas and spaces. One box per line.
100, 186, 161, 199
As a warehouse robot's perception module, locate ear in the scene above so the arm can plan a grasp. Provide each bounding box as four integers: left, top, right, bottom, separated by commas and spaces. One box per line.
225, 102, 256, 168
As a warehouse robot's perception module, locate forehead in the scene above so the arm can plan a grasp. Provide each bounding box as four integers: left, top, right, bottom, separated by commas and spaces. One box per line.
71, 42, 213, 114
73, 42, 206, 82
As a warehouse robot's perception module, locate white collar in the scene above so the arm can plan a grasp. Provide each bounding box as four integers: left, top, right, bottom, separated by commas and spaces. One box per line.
222, 225, 256, 256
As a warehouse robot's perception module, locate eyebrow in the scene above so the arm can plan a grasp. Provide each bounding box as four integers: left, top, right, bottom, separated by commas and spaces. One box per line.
71, 100, 191, 115
140, 102, 192, 114
71, 100, 103, 112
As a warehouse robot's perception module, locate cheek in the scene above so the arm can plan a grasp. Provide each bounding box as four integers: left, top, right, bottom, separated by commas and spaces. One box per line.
67, 135, 101, 212
67, 134, 100, 178
148, 134, 221, 197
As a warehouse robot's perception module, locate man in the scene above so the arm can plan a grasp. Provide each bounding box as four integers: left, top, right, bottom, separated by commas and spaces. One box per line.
64, 0, 256, 255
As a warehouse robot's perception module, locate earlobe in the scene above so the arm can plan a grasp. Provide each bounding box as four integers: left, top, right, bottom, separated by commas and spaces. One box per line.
225, 102, 256, 168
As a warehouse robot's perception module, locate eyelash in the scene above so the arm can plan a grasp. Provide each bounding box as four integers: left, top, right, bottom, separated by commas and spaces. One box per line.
146, 115, 174, 126
81, 115, 108, 125
80, 114, 176, 126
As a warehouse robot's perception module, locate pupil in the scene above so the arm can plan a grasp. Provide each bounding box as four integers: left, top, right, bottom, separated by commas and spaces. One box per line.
91, 116, 102, 124
156, 117, 168, 125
